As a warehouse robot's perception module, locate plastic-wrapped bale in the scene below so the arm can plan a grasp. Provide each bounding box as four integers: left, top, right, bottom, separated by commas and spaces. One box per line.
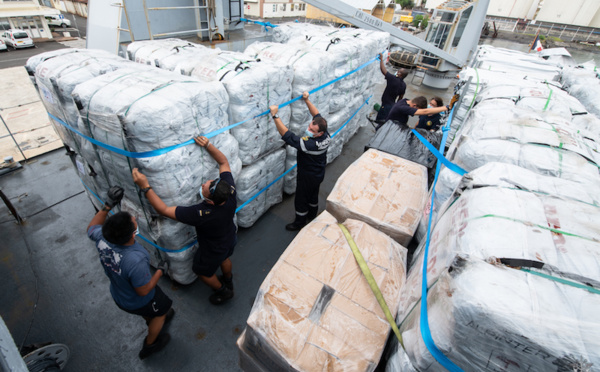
327, 149, 427, 247
126, 38, 196, 66
244, 41, 333, 135
283, 146, 297, 195
237, 211, 407, 372
271, 22, 337, 43
71, 67, 240, 284
189, 51, 293, 165
561, 63, 600, 119
416, 161, 600, 242
402, 184, 600, 324
25, 48, 84, 86
389, 255, 600, 371
236, 148, 286, 228
33, 49, 131, 152
434, 98, 600, 213
470, 45, 563, 80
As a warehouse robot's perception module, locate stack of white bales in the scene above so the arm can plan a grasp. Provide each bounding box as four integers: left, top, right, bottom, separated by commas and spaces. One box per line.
70, 65, 239, 285
126, 40, 293, 227
246, 23, 389, 193
388, 45, 600, 370
560, 62, 600, 119
30, 49, 134, 210
126, 38, 198, 66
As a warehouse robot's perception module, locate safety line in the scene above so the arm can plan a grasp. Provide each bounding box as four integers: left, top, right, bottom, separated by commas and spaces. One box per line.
238, 18, 278, 29
81, 180, 196, 253
419, 104, 464, 371
337, 223, 403, 346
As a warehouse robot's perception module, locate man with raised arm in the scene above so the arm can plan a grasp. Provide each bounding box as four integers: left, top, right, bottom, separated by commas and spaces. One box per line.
132, 136, 237, 305
374, 52, 409, 126
87, 186, 174, 360
269, 91, 331, 231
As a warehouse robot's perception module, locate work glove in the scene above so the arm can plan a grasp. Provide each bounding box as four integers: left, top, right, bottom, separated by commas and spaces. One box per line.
105, 186, 124, 208
157, 259, 169, 274
449, 94, 460, 110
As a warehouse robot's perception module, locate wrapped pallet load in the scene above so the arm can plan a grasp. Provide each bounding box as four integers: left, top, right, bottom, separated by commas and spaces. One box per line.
238, 212, 407, 371
327, 149, 428, 247
388, 171, 600, 370
70, 66, 240, 284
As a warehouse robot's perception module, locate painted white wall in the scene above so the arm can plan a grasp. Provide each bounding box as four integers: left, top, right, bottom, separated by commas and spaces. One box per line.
487, 0, 537, 19
536, 0, 600, 26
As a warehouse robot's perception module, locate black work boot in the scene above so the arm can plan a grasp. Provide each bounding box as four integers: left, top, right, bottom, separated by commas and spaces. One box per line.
285, 214, 307, 231
218, 274, 233, 291
139, 333, 171, 360
307, 206, 318, 222
209, 284, 234, 305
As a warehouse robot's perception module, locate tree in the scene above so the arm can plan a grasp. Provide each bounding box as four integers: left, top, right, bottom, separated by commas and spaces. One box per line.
412, 14, 428, 29
396, 0, 415, 9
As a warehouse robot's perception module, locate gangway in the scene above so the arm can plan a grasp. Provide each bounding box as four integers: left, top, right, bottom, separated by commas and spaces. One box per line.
302, 0, 490, 88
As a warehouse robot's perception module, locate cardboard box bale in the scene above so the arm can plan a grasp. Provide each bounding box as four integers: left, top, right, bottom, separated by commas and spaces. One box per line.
238, 211, 407, 372
327, 149, 428, 247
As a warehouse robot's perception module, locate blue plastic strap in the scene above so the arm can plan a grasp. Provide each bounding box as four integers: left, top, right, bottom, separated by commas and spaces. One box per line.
81, 180, 196, 253
239, 18, 277, 29
410, 128, 467, 176
419, 106, 464, 371
48, 112, 195, 159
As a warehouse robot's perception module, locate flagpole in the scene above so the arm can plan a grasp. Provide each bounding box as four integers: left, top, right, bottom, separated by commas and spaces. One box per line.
528, 30, 540, 53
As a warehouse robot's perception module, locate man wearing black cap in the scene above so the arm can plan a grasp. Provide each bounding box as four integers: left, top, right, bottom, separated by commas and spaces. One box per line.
132, 136, 237, 305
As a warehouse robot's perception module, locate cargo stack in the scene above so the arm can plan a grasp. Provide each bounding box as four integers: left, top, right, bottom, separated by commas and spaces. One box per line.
387, 45, 600, 371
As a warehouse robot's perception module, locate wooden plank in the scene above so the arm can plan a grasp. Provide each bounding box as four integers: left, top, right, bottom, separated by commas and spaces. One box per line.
0, 67, 40, 110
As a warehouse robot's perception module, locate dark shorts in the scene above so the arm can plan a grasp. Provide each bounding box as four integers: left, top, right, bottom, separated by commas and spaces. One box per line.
117, 286, 172, 318
192, 236, 236, 277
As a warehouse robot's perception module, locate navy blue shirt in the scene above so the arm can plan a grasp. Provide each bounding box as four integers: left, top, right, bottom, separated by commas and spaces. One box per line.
175, 171, 237, 256
386, 98, 418, 124
282, 114, 331, 180
88, 225, 154, 310
381, 72, 406, 106
416, 113, 442, 131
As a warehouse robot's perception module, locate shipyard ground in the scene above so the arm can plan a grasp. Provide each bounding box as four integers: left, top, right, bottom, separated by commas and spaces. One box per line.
0, 27, 456, 371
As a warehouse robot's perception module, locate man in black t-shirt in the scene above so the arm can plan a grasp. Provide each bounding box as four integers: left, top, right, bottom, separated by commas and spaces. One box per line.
269, 91, 331, 231
375, 52, 409, 125
387, 96, 449, 126
132, 136, 237, 305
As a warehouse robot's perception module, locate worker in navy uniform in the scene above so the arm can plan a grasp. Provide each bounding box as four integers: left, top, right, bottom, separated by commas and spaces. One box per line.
132, 136, 237, 305
415, 96, 444, 131
387, 95, 449, 126
269, 91, 331, 231
374, 52, 409, 126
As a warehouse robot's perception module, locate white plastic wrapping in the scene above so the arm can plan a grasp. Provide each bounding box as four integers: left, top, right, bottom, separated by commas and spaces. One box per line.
71, 66, 239, 284
327, 149, 428, 247
238, 212, 407, 372
236, 148, 286, 228
561, 63, 600, 119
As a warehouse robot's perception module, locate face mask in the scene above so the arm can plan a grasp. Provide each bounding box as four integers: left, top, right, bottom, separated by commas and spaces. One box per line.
199, 187, 206, 201
133, 227, 139, 236
305, 130, 314, 138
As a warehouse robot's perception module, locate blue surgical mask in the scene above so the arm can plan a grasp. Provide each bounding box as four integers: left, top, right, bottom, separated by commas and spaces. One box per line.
199, 187, 206, 201
427, 105, 432, 108
133, 227, 139, 236
305, 130, 314, 138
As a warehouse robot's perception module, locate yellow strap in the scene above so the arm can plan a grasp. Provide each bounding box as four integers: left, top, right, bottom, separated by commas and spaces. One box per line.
337, 223, 403, 346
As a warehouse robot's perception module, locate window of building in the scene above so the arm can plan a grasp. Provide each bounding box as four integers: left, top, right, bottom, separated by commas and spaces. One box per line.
273, 4, 277, 12
282, 4, 286, 11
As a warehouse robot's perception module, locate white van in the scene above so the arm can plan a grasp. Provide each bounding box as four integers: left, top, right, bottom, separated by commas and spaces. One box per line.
45, 14, 71, 28
1, 29, 34, 49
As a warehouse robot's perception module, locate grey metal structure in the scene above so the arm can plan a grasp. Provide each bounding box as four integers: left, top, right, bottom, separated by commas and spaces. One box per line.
302, 0, 490, 88
87, 0, 244, 55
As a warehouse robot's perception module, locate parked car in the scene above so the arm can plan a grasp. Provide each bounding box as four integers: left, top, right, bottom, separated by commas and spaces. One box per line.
0, 39, 7, 52
45, 14, 71, 28
1, 29, 34, 49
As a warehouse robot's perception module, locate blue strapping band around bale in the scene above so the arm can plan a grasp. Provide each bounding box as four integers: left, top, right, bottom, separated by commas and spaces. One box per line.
419, 106, 464, 372
81, 180, 196, 253
410, 128, 467, 176
235, 95, 372, 213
